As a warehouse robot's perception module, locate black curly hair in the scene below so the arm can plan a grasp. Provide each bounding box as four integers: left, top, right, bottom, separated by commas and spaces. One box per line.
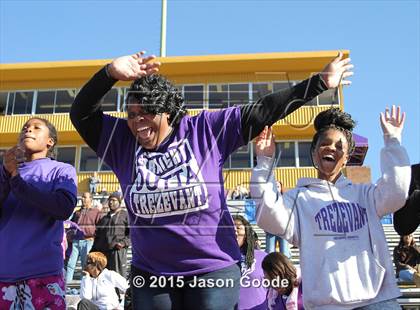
310, 108, 356, 157
233, 215, 257, 270
125, 74, 187, 126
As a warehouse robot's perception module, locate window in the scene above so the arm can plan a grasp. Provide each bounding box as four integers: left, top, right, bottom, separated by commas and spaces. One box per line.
0, 92, 8, 115
36, 91, 55, 114
56, 147, 76, 167
229, 144, 252, 169
121, 88, 129, 112
7, 91, 34, 115
275, 142, 295, 167
273, 82, 293, 93
183, 85, 204, 109
252, 83, 271, 101
229, 84, 249, 106
298, 142, 312, 167
305, 98, 318, 106
208, 83, 250, 109
318, 88, 339, 105
55, 89, 76, 113
100, 88, 119, 112
208, 84, 229, 109
80, 147, 111, 172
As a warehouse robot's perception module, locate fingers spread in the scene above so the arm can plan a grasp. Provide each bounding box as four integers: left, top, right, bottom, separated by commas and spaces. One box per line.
341, 71, 354, 79
391, 105, 396, 121
385, 107, 390, 120
338, 58, 352, 66
333, 51, 343, 63
340, 80, 352, 86
400, 111, 406, 127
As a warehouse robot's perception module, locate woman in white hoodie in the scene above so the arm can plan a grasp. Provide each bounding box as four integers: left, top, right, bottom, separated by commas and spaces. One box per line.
251, 106, 410, 310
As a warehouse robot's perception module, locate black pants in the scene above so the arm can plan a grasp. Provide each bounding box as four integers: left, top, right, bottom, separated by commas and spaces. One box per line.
130, 263, 241, 310
77, 298, 99, 310
105, 248, 128, 278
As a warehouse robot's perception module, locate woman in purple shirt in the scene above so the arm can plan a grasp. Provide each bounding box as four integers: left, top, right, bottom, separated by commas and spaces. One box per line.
234, 215, 268, 310
262, 252, 304, 310
0, 118, 77, 309
70, 51, 352, 309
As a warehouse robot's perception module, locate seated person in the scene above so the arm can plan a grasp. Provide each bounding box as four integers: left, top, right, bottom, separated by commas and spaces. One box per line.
78, 252, 129, 310
393, 234, 420, 282
262, 252, 304, 310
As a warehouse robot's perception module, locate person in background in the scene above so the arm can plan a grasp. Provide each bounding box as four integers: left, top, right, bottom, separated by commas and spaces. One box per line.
0, 117, 77, 309
92, 192, 130, 278
89, 171, 101, 194
78, 252, 129, 310
262, 252, 304, 310
234, 215, 267, 310
64, 220, 85, 268
66, 192, 102, 283
393, 234, 420, 282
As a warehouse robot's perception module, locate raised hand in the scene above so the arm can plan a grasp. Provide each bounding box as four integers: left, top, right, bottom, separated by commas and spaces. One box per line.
107, 51, 161, 81
320, 51, 354, 88
3, 146, 24, 177
255, 126, 275, 157
380, 105, 406, 137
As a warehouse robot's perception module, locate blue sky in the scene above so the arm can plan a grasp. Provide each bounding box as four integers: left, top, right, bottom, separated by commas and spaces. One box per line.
1, 0, 419, 181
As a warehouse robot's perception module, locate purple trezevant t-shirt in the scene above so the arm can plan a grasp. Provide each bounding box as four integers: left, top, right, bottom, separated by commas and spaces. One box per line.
0, 158, 77, 281
239, 249, 268, 310
97, 107, 244, 276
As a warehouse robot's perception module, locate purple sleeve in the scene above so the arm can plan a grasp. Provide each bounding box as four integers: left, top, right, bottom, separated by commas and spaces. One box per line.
203, 107, 244, 162
65, 220, 86, 240
10, 165, 77, 220
0, 166, 11, 206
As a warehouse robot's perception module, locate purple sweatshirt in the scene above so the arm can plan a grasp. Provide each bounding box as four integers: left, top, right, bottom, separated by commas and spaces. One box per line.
239, 249, 268, 310
97, 108, 244, 275
0, 158, 77, 281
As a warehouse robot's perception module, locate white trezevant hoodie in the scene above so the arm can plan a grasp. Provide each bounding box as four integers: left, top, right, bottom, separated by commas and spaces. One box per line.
251, 134, 411, 310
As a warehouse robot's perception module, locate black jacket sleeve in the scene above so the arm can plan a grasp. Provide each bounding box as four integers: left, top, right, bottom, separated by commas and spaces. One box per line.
394, 190, 420, 235
70, 66, 117, 152
240, 74, 328, 143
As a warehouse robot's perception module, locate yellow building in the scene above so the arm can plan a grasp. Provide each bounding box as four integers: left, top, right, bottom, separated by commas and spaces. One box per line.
0, 50, 369, 194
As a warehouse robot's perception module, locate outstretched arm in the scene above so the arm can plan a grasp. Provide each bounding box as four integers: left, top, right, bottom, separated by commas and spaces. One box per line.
250, 127, 299, 245
70, 51, 161, 151
241, 52, 354, 142
368, 106, 411, 217
394, 174, 420, 235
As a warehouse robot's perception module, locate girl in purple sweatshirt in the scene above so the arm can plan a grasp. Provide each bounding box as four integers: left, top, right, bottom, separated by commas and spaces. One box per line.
0, 118, 77, 309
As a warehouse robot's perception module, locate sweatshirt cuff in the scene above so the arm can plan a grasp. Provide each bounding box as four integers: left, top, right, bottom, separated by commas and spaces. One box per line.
1, 166, 11, 181
384, 133, 402, 146
9, 173, 23, 187
104, 64, 119, 83
317, 73, 329, 91
256, 155, 275, 170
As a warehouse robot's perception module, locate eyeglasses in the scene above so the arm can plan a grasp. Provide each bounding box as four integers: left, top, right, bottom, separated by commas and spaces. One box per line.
127, 110, 156, 120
